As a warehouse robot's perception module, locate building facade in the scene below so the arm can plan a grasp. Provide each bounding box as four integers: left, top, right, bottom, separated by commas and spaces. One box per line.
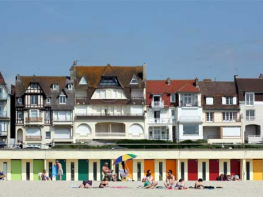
13, 75, 75, 148
0, 72, 11, 146
199, 80, 242, 144
71, 64, 146, 142
235, 75, 263, 144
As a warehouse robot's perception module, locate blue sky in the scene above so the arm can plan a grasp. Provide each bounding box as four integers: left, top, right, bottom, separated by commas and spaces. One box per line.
1, 1, 263, 87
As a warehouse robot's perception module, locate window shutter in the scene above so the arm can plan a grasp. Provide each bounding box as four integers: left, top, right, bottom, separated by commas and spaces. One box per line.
233, 97, 237, 105
222, 97, 226, 105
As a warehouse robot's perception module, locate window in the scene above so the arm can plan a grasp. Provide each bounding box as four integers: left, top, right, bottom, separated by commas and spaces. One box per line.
246, 110, 255, 121
130, 75, 138, 84
59, 95, 66, 104
222, 112, 236, 122
46, 98, 51, 104
171, 109, 175, 119
226, 97, 233, 105
31, 95, 38, 105
183, 124, 199, 135
170, 94, 176, 103
0, 88, 3, 95
30, 109, 38, 118
79, 76, 87, 85
100, 90, 106, 99
46, 131, 51, 139
206, 97, 213, 105
17, 111, 23, 120
182, 94, 192, 105
99, 77, 119, 86
52, 84, 57, 90
246, 93, 254, 106
206, 112, 213, 122
68, 84, 73, 90
18, 98, 22, 104
30, 84, 38, 89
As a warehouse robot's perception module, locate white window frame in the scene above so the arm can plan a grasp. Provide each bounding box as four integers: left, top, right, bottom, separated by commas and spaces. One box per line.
30, 109, 39, 118
46, 98, 51, 104
206, 112, 214, 122
46, 131, 51, 139
246, 110, 255, 121
222, 112, 236, 122
226, 97, 234, 105
17, 111, 23, 120
182, 94, 192, 106
183, 124, 199, 136
170, 94, 176, 103
130, 75, 138, 84
52, 84, 57, 90
59, 95, 66, 104
79, 76, 87, 85
245, 93, 254, 106
30, 95, 38, 105
18, 98, 22, 104
68, 84, 73, 90
206, 97, 213, 105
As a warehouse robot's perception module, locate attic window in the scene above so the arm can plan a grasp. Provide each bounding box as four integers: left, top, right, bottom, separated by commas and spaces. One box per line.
206, 97, 213, 105
79, 76, 87, 85
52, 84, 57, 90
99, 77, 119, 86
30, 84, 38, 89
46, 98, 51, 104
130, 75, 138, 84
68, 84, 73, 90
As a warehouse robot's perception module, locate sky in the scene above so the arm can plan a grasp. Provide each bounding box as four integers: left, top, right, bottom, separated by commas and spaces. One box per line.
1, 1, 263, 87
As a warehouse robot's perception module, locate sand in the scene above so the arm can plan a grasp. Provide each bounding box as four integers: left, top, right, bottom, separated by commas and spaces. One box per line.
0, 181, 262, 197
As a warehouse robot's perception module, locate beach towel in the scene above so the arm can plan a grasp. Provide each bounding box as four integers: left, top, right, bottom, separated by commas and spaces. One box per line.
204, 186, 215, 190
52, 165, 57, 176
110, 186, 130, 188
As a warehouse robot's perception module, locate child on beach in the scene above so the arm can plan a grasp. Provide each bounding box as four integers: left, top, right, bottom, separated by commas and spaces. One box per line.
174, 179, 186, 190
142, 170, 158, 189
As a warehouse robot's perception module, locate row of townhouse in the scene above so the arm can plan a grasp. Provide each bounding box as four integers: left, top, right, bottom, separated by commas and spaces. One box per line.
1, 64, 263, 148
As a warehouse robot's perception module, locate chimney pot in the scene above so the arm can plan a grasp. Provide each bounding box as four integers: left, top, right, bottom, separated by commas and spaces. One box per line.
259, 74, 263, 79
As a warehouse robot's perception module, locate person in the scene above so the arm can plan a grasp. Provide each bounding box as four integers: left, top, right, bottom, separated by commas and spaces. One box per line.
0, 171, 6, 180
119, 161, 128, 180
194, 178, 204, 189
142, 170, 158, 189
174, 179, 185, 190
164, 170, 175, 188
56, 160, 63, 181
102, 162, 116, 181
217, 174, 224, 181
232, 174, 240, 181
41, 170, 50, 181
226, 175, 232, 181
99, 177, 109, 188
79, 181, 92, 188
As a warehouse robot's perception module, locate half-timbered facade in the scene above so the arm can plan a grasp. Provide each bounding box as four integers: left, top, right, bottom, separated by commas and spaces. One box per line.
13, 75, 74, 148
71, 63, 146, 142
0, 71, 11, 147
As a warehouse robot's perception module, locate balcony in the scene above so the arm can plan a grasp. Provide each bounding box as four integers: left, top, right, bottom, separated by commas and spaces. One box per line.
248, 135, 263, 144
246, 116, 263, 121
0, 111, 8, 118
179, 102, 199, 107
75, 112, 144, 120
148, 118, 172, 124
151, 100, 164, 109
52, 118, 73, 125
25, 135, 42, 141
179, 116, 202, 123
0, 94, 8, 100
25, 117, 43, 122
0, 131, 8, 136
95, 132, 126, 137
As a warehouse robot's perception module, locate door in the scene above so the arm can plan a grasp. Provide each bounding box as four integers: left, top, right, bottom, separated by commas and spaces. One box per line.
126, 160, 133, 179
78, 160, 89, 181
246, 162, 250, 180
58, 159, 66, 180
3, 162, 7, 180
166, 160, 176, 179
17, 129, 23, 142
26, 162, 30, 181
154, 111, 160, 122
188, 159, 198, 181
209, 159, 219, 181
33, 160, 44, 180
11, 160, 22, 180
144, 160, 155, 180
202, 162, 206, 181
253, 160, 263, 181
100, 159, 111, 180
230, 159, 240, 177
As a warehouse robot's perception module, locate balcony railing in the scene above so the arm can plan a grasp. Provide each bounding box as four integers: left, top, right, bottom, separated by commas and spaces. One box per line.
25, 117, 43, 122
246, 116, 263, 121
248, 135, 262, 144
75, 112, 144, 116
0, 131, 8, 136
179, 102, 199, 107
95, 132, 126, 137
151, 101, 164, 109
148, 118, 172, 124
25, 136, 42, 141
53, 118, 72, 122
179, 116, 202, 122
0, 111, 8, 117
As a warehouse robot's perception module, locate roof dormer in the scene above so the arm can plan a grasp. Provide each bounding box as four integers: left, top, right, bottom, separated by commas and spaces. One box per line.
130, 75, 138, 85
79, 76, 87, 85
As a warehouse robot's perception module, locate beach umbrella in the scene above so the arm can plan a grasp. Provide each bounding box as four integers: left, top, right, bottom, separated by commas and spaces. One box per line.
113, 154, 137, 165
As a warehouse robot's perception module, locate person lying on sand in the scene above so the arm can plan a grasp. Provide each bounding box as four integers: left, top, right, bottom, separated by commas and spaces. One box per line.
174, 179, 186, 190
164, 170, 175, 188
79, 181, 92, 188
142, 170, 158, 189
194, 179, 204, 189
99, 177, 109, 188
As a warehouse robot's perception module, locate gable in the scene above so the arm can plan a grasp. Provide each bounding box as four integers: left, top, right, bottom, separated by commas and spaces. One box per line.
130, 75, 138, 84
79, 76, 87, 85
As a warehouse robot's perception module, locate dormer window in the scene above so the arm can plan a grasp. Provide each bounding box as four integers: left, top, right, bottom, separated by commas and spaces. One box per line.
79, 76, 87, 85
18, 98, 22, 104
68, 84, 73, 90
170, 94, 176, 103
222, 97, 237, 105
52, 84, 57, 90
59, 95, 66, 104
30, 84, 38, 89
99, 77, 119, 86
206, 97, 213, 105
46, 98, 51, 104
130, 75, 138, 84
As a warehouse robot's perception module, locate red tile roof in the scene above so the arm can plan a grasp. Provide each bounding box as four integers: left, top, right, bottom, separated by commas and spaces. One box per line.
0, 71, 6, 85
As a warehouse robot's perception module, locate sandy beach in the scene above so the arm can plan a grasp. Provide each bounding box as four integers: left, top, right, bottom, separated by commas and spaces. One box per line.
1, 181, 263, 197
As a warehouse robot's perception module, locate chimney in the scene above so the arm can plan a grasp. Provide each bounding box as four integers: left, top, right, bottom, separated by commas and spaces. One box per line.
167, 77, 171, 85
259, 74, 263, 79
143, 63, 147, 81
195, 77, 199, 87
70, 61, 77, 80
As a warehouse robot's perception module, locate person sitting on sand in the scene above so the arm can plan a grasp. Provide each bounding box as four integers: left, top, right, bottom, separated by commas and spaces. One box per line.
164, 170, 175, 188
226, 175, 232, 181
174, 179, 185, 190
0, 171, 6, 180
142, 170, 158, 189
194, 178, 204, 189
99, 177, 109, 188
217, 174, 224, 181
102, 162, 117, 181
232, 174, 240, 181
41, 170, 50, 181
79, 181, 92, 188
